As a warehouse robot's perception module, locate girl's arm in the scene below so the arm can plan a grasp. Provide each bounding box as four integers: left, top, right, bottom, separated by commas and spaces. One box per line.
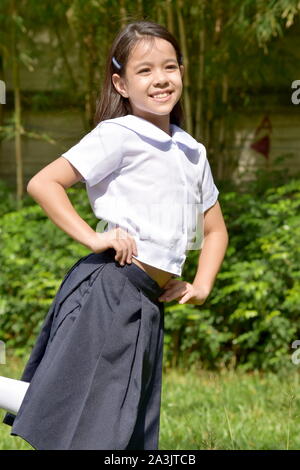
27, 157, 99, 251
26, 157, 137, 264
158, 201, 228, 304
191, 201, 229, 294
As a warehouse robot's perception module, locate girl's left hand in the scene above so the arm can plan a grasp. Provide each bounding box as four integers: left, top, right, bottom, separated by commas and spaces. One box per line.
158, 279, 210, 305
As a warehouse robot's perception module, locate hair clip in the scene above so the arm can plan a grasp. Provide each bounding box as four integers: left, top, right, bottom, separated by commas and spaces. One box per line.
179, 54, 183, 64
112, 56, 122, 70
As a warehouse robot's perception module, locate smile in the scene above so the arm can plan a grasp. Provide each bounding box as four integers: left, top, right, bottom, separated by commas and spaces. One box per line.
150, 91, 173, 102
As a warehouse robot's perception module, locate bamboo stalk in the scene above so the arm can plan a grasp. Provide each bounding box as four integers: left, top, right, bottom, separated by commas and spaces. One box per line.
53, 22, 78, 91
166, 0, 174, 34
206, 0, 223, 164
120, 0, 127, 28
137, 0, 143, 18
176, 0, 192, 133
11, 0, 23, 206
217, 73, 228, 180
195, 2, 205, 141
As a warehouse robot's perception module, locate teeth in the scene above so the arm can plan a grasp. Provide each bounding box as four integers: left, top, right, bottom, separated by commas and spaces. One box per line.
152, 93, 169, 98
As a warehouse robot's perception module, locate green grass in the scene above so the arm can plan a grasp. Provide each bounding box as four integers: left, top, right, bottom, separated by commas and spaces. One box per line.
160, 365, 300, 450
1, 354, 300, 450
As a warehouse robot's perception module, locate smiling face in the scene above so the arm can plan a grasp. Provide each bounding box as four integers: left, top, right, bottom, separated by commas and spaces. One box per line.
112, 36, 184, 134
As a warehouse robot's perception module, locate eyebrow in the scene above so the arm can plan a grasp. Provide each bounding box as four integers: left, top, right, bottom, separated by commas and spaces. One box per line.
134, 58, 178, 69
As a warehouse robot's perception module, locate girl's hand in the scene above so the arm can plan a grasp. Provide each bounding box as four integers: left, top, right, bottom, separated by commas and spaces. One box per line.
158, 279, 210, 305
89, 228, 138, 266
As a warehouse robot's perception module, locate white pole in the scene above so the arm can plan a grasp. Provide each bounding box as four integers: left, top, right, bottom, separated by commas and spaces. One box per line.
0, 376, 30, 415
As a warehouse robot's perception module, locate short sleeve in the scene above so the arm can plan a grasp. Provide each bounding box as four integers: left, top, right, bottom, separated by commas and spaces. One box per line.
61, 122, 126, 187
199, 143, 219, 213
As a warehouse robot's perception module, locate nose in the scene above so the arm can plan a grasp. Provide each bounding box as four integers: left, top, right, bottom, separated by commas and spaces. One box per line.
152, 68, 169, 86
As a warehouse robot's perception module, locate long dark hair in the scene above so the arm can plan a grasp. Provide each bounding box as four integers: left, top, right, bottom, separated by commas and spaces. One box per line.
94, 20, 184, 127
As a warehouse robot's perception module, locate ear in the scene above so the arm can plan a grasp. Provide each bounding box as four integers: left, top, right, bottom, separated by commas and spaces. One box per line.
112, 73, 129, 98
179, 64, 184, 80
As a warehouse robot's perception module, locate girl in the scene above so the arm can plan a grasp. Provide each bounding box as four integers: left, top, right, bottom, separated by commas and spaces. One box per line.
1, 20, 228, 450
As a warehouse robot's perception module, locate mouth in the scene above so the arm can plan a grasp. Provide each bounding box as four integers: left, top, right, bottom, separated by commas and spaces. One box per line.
149, 91, 173, 102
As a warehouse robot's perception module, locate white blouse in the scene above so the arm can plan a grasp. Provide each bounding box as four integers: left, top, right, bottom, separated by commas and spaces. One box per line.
61, 114, 219, 277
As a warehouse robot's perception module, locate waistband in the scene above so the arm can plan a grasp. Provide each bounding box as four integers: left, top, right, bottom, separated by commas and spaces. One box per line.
92, 248, 166, 304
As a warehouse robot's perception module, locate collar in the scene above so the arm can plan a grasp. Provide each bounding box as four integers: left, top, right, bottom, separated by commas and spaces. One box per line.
102, 114, 199, 151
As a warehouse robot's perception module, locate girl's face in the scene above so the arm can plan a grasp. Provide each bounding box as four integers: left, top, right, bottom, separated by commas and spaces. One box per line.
112, 37, 184, 131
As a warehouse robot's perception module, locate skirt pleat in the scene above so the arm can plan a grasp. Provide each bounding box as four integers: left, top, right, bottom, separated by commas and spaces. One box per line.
2, 249, 166, 450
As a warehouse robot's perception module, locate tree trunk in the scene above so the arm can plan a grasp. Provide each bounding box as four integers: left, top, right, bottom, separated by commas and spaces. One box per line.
0, 54, 5, 126
166, 0, 174, 34
195, 8, 205, 142
120, 0, 127, 28
206, 0, 223, 166
84, 31, 94, 130
217, 73, 228, 180
157, 3, 164, 25
136, 0, 143, 18
204, 80, 215, 156
11, 0, 23, 206
53, 22, 78, 91
176, 0, 192, 134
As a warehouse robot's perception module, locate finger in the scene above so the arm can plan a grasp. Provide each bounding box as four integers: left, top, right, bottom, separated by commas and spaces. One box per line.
159, 289, 180, 302
116, 230, 137, 259
126, 242, 132, 264
120, 240, 128, 265
113, 241, 126, 265
132, 240, 138, 256
161, 281, 174, 292
120, 233, 134, 263
114, 245, 123, 264
178, 293, 190, 304
178, 289, 193, 304
111, 240, 120, 261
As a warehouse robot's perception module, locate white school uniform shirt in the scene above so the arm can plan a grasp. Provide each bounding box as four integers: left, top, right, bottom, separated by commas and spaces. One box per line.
61, 114, 219, 277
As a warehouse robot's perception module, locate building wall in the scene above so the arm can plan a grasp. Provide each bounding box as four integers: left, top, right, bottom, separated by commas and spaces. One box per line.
232, 106, 300, 181
0, 109, 84, 187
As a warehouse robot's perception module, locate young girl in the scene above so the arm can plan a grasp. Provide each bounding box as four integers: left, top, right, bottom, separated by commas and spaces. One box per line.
1, 20, 228, 450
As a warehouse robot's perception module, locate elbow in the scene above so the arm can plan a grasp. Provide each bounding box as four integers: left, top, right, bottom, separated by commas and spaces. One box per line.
223, 225, 229, 247
224, 224, 229, 241
27, 176, 62, 199
27, 176, 46, 197
27, 177, 38, 195
226, 230, 229, 248
26, 178, 34, 195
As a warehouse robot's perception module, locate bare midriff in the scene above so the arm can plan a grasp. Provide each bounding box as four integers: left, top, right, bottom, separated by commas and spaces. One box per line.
131, 256, 174, 288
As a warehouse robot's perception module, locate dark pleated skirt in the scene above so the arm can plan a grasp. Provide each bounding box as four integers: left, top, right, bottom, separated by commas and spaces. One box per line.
2, 248, 166, 450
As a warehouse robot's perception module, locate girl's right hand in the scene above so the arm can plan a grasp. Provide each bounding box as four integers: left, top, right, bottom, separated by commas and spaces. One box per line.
89, 227, 138, 266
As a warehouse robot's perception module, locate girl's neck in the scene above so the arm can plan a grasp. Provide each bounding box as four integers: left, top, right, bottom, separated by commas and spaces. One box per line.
132, 112, 171, 137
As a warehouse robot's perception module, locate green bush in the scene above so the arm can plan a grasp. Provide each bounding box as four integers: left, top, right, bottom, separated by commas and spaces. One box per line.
0, 180, 21, 217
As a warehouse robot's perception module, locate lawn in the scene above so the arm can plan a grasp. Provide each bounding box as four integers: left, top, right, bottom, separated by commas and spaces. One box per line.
1, 354, 300, 450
